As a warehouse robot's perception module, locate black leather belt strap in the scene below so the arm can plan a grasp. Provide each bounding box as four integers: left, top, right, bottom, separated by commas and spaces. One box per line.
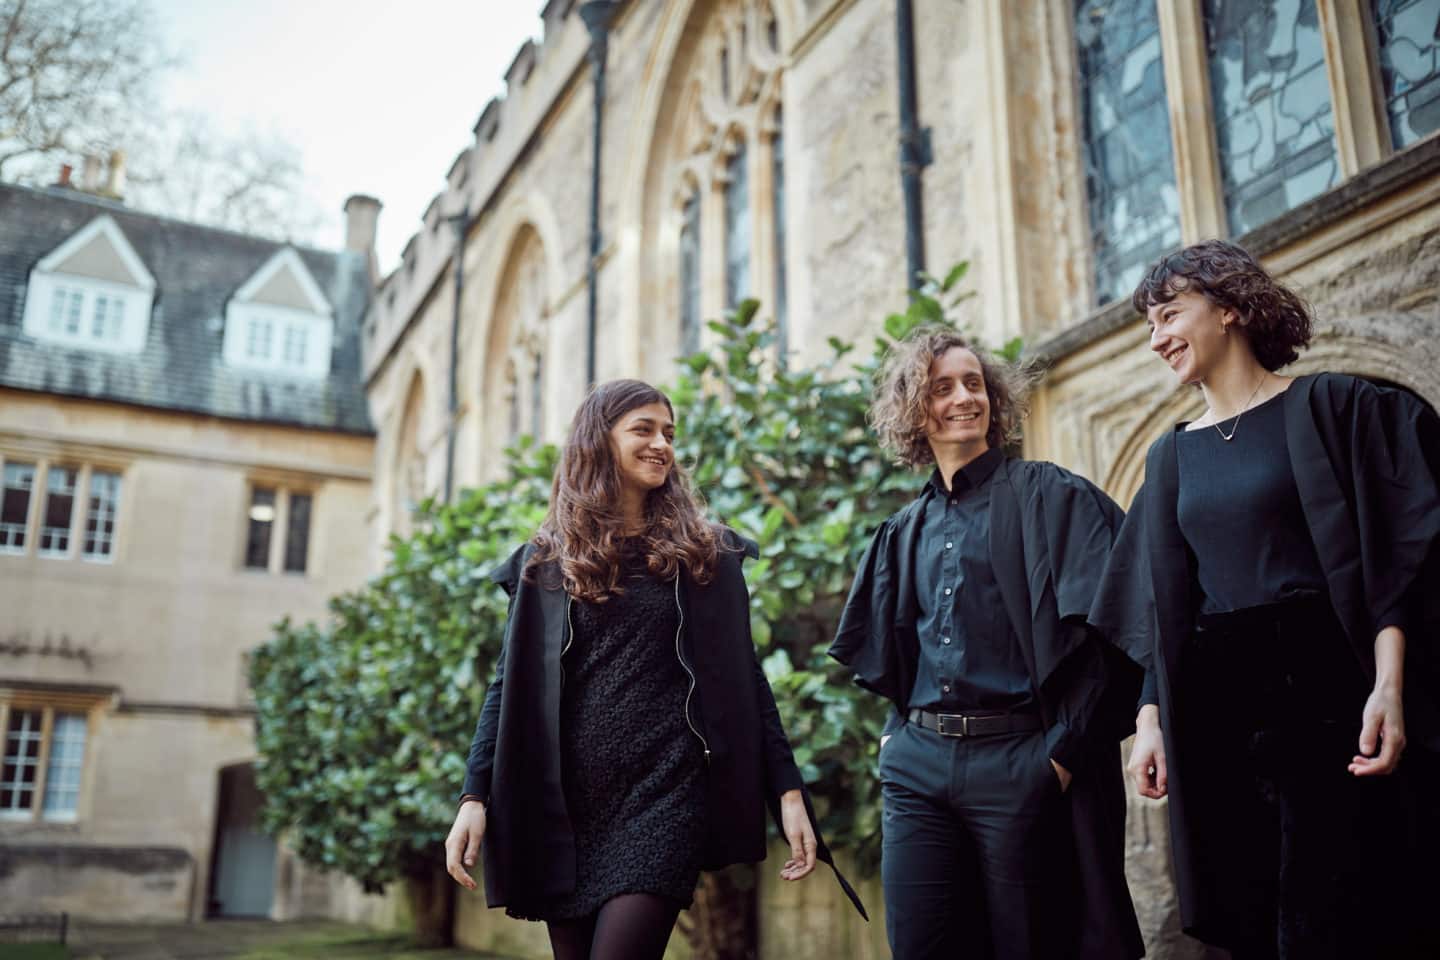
907, 707, 1043, 738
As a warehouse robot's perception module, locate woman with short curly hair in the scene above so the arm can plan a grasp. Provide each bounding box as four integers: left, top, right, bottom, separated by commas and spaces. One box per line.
1094, 239, 1440, 957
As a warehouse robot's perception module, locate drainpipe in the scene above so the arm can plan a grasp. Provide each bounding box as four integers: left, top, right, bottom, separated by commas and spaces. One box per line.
580, 1, 618, 387
444, 206, 468, 504
896, 0, 932, 289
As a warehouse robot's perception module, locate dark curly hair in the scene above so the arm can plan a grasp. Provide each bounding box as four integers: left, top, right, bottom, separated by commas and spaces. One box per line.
869, 326, 1032, 467
1131, 239, 1313, 371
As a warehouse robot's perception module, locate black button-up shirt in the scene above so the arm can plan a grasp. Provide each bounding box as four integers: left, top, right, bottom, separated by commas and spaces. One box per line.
908, 446, 1037, 714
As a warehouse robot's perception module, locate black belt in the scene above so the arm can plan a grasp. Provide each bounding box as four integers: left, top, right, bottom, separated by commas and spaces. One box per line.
907, 707, 1042, 738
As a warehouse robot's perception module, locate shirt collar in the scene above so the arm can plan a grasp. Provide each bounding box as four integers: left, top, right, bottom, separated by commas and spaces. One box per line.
927, 446, 1004, 498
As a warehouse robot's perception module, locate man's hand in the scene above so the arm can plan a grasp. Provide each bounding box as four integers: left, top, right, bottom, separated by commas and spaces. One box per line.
1050, 759, 1072, 793
1128, 704, 1168, 799
444, 799, 486, 890
778, 789, 817, 881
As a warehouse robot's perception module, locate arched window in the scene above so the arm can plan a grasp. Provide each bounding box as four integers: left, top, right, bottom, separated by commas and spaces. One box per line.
661, 0, 785, 359
680, 189, 702, 354
483, 227, 549, 466
724, 140, 751, 310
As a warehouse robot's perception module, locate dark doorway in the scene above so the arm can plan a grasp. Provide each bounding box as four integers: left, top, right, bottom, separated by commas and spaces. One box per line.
207, 762, 277, 918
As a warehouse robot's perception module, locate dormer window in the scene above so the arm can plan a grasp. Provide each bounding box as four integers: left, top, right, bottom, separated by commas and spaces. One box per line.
222, 249, 333, 378
23, 216, 155, 354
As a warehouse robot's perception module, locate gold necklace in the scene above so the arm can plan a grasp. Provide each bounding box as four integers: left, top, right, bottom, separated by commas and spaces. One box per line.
1209, 374, 1268, 442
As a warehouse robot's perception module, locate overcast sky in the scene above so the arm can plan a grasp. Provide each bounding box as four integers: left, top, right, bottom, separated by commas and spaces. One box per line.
148, 0, 544, 271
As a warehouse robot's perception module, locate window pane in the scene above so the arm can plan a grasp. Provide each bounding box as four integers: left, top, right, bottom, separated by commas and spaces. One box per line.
1375, 0, 1440, 149
1075, 0, 1183, 305
772, 112, 789, 359
679, 191, 702, 354
530, 359, 543, 440
2, 709, 42, 816
245, 487, 276, 570
283, 325, 308, 367
42, 713, 86, 821
246, 317, 273, 360
0, 461, 35, 551
284, 493, 311, 573
92, 295, 109, 338
724, 142, 751, 310
64, 290, 82, 334
1204, 0, 1338, 236
38, 466, 77, 556
84, 471, 122, 559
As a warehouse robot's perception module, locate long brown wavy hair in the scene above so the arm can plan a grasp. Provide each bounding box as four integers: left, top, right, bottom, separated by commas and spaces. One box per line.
869, 326, 1032, 467
526, 379, 721, 601
1131, 239, 1314, 371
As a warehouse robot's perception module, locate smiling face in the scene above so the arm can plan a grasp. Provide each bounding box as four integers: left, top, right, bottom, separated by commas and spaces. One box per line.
610, 401, 675, 496
924, 347, 991, 460
1146, 289, 1237, 385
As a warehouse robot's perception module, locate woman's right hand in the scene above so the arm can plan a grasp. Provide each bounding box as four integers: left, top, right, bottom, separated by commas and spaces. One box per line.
445, 799, 487, 890
1128, 704, 1168, 799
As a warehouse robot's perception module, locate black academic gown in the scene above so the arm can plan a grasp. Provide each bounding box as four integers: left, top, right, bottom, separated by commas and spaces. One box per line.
463, 529, 867, 919
1089, 371, 1440, 942
830, 457, 1146, 960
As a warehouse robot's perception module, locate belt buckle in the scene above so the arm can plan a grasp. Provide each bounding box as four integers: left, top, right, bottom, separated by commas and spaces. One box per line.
937, 713, 969, 737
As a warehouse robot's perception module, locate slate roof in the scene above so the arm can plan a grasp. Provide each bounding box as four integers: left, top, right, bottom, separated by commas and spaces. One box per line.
0, 183, 374, 434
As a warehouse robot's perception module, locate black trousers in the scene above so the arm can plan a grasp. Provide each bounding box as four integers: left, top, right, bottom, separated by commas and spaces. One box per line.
1179, 599, 1430, 959
880, 722, 1078, 960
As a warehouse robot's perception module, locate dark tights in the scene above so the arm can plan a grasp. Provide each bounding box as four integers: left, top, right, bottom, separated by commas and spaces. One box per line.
546, 893, 681, 960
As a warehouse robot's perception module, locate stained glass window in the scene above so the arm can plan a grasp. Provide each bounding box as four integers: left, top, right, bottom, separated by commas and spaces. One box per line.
1075, 0, 1182, 305
724, 142, 751, 310
679, 190, 701, 354
1374, 0, 1440, 149
1203, 0, 1338, 235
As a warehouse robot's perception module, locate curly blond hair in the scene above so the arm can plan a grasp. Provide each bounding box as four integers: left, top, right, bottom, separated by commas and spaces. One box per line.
869, 327, 1031, 467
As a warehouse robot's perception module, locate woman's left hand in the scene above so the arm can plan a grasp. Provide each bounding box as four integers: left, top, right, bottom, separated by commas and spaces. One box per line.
779, 789, 817, 881
1349, 684, 1406, 776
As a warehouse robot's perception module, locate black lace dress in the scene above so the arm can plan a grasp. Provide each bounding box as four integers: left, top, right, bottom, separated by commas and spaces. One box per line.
513, 545, 707, 921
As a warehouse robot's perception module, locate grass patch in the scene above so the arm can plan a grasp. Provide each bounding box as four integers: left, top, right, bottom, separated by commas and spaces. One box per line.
0, 946, 71, 960
232, 929, 499, 959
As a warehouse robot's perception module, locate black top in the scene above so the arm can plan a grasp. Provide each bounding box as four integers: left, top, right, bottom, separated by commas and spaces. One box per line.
910, 446, 1036, 713
1175, 390, 1327, 616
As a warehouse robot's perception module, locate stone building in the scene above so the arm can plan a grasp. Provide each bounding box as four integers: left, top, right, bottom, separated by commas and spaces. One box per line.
364, 0, 1439, 956
0, 180, 389, 924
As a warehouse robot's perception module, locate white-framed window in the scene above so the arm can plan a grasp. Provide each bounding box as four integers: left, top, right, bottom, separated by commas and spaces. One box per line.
0, 459, 123, 561
23, 216, 156, 353
83, 470, 122, 561
245, 315, 274, 361
38, 466, 78, 557
244, 484, 313, 575
0, 462, 36, 554
283, 324, 308, 367
26, 274, 151, 353
0, 702, 92, 823
223, 248, 334, 379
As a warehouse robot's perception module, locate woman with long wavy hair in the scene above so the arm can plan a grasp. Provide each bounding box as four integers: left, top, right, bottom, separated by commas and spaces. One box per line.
1092, 240, 1440, 958
444, 379, 863, 960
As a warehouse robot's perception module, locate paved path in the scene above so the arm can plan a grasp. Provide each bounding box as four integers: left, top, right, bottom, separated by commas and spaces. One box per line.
62, 919, 513, 960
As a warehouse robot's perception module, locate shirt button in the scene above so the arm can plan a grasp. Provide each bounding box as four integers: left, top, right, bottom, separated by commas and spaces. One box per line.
942, 684, 951, 693
942, 636, 951, 645
945, 542, 953, 549
944, 587, 952, 596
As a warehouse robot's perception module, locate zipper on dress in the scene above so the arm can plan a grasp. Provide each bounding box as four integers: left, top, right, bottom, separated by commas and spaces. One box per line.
560, 595, 575, 689
673, 576, 712, 764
